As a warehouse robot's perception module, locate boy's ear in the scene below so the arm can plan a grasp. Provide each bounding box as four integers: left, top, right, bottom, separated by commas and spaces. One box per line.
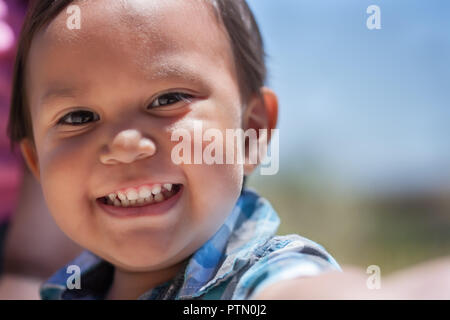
20, 138, 40, 182
242, 87, 278, 176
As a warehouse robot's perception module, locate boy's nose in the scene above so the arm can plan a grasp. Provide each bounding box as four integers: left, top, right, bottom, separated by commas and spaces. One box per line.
100, 129, 156, 165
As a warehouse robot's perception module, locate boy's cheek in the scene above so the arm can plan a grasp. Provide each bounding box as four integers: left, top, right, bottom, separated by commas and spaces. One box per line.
168, 113, 244, 211
184, 161, 242, 231
37, 145, 95, 219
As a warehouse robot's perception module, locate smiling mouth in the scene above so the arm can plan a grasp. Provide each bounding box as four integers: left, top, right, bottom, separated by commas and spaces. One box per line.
97, 183, 182, 208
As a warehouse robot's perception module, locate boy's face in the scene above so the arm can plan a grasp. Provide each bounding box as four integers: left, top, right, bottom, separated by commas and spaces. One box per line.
20, 0, 262, 271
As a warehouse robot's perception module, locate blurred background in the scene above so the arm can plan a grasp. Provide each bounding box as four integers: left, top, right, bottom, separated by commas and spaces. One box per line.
246, 0, 450, 274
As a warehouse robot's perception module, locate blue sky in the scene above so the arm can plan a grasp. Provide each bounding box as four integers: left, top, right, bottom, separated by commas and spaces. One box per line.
247, 0, 450, 193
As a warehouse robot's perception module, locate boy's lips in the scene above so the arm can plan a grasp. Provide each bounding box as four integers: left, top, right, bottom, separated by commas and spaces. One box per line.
96, 184, 183, 218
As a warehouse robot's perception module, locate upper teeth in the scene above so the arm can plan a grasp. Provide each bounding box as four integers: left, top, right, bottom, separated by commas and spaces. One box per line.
138, 186, 152, 198
107, 183, 173, 202
151, 184, 161, 195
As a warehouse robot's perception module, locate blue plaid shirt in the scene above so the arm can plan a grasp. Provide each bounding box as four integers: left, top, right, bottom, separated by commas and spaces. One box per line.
40, 188, 341, 300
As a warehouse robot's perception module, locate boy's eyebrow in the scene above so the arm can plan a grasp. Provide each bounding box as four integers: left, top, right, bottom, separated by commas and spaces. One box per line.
40, 63, 208, 110
145, 62, 208, 86
40, 86, 80, 107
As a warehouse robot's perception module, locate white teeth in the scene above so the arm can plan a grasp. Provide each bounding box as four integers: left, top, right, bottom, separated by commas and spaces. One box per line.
138, 186, 152, 198
151, 184, 162, 195
117, 191, 127, 201
108, 193, 117, 201
125, 189, 139, 201
104, 183, 177, 207
154, 193, 164, 202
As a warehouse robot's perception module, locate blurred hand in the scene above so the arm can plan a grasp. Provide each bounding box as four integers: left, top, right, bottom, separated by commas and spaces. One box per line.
253, 259, 450, 299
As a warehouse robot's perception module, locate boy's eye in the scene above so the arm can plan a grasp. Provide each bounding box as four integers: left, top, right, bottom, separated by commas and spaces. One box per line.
148, 92, 193, 109
57, 110, 100, 126
55, 92, 192, 126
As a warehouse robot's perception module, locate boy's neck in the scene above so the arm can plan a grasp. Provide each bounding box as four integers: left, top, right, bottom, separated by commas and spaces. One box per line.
105, 260, 188, 300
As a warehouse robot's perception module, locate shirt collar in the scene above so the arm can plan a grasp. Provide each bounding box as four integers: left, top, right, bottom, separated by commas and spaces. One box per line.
40, 188, 280, 300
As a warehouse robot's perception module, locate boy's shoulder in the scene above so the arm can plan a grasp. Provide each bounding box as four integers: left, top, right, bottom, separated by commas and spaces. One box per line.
190, 233, 341, 300
175, 188, 341, 299
40, 188, 340, 300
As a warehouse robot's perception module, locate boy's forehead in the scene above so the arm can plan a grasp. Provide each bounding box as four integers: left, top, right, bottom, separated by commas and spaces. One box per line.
42, 0, 224, 46
27, 0, 236, 110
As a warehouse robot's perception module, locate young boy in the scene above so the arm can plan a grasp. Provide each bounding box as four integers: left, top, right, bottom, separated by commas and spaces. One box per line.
7, 0, 340, 299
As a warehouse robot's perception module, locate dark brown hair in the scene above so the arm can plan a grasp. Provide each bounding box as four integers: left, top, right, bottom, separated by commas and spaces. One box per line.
7, 0, 267, 151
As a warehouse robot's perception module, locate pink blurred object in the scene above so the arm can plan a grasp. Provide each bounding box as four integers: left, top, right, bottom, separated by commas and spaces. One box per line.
0, 22, 14, 54
0, 0, 28, 222
0, 0, 14, 54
